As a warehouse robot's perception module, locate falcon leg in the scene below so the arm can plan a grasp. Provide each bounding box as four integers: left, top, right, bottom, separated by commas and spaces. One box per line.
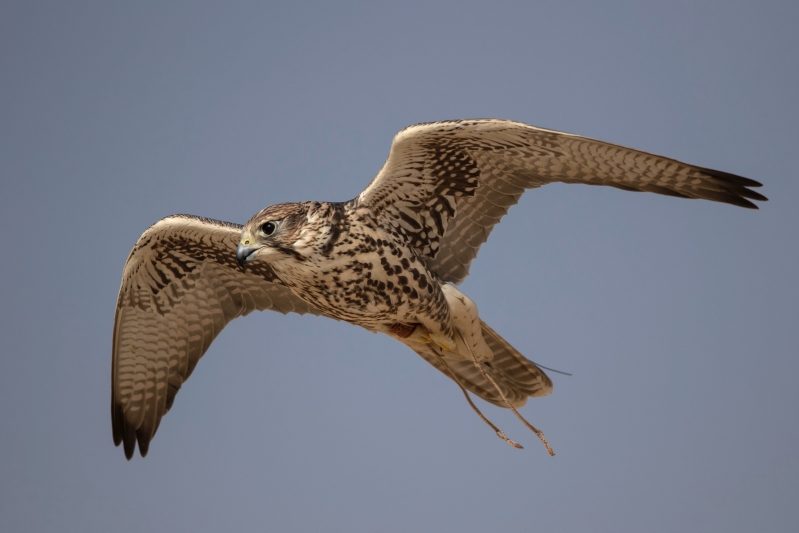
406, 321, 457, 352
455, 329, 555, 456
429, 347, 523, 449
440, 284, 493, 361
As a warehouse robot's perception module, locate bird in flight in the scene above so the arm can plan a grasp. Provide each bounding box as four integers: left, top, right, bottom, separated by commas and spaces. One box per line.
112, 119, 766, 459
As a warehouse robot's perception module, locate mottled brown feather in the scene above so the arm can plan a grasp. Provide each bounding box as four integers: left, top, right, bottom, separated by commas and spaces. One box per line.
358, 119, 766, 283
112, 215, 325, 459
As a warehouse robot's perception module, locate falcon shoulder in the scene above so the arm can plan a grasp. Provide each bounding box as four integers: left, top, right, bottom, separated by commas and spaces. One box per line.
112, 214, 324, 459
356, 119, 767, 283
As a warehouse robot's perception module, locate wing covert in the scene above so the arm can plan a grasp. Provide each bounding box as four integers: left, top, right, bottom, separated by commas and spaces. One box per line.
112, 214, 324, 459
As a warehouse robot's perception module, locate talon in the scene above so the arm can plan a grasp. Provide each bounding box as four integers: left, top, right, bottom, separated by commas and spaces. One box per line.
429, 333, 456, 351
407, 326, 432, 344
402, 326, 456, 352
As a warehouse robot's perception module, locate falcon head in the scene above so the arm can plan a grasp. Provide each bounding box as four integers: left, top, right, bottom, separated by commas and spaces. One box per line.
236, 202, 309, 266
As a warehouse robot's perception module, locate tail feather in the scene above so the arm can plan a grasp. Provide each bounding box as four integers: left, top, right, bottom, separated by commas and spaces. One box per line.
402, 320, 552, 408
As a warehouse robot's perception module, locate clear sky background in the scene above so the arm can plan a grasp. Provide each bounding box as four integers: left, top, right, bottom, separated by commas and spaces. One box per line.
1, 1, 797, 531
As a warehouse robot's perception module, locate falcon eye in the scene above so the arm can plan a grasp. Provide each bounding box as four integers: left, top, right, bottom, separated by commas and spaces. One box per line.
261, 221, 276, 236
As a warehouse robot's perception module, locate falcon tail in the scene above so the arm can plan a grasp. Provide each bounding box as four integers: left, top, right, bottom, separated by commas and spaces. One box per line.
402, 320, 553, 408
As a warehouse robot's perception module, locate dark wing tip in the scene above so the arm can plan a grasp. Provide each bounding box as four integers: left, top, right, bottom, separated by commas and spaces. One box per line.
112, 401, 123, 446
112, 401, 145, 460
112, 400, 135, 459
727, 196, 760, 210
698, 166, 764, 188
136, 428, 151, 458
123, 424, 137, 460
696, 167, 767, 209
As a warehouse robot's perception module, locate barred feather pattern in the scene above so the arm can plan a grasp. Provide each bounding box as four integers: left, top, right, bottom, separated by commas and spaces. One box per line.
112, 215, 324, 458
401, 321, 553, 408
358, 119, 766, 283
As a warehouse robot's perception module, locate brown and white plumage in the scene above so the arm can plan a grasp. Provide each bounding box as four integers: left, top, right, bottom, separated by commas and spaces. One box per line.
359, 119, 766, 283
112, 215, 326, 458
400, 321, 553, 408
112, 119, 766, 458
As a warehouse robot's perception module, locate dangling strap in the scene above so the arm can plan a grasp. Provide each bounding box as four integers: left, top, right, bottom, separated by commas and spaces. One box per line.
456, 330, 555, 456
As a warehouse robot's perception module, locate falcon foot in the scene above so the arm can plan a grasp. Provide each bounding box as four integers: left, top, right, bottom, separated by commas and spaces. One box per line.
429, 332, 457, 352
456, 329, 556, 456
401, 324, 457, 352
405, 325, 433, 344
429, 347, 525, 450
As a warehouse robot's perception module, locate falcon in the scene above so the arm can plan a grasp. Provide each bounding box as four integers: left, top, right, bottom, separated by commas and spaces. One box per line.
112, 119, 766, 459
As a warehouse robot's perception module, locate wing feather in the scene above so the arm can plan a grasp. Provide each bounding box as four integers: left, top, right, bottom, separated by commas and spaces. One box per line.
358, 119, 766, 283
112, 214, 326, 459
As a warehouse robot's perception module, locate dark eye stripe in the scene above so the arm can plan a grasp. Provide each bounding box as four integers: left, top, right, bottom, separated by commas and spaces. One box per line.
262, 222, 276, 235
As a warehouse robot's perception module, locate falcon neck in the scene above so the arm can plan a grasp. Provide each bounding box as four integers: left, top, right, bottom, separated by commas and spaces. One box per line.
272, 201, 351, 262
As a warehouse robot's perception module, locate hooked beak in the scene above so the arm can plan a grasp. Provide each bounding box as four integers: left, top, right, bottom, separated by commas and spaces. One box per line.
236, 243, 259, 267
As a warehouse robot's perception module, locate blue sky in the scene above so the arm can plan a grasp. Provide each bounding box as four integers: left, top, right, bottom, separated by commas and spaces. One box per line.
1, 1, 797, 531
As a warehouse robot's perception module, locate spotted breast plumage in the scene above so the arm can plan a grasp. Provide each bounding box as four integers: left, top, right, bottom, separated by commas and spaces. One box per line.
112, 119, 767, 459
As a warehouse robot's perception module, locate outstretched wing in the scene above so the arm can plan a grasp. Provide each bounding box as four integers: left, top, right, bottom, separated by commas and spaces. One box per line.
357, 119, 767, 283
112, 214, 325, 459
